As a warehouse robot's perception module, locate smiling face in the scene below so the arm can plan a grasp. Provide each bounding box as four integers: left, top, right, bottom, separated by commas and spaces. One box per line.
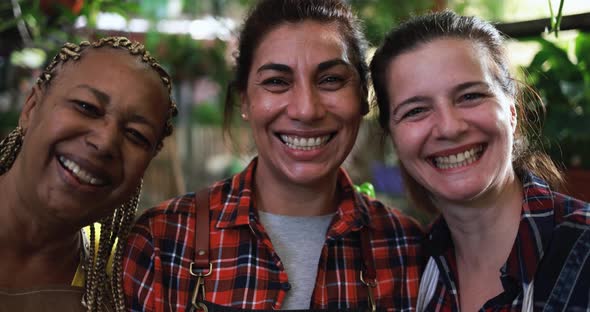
386, 38, 517, 206
241, 20, 363, 187
16, 48, 168, 225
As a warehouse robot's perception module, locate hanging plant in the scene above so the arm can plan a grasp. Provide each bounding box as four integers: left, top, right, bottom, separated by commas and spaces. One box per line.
548, 0, 566, 37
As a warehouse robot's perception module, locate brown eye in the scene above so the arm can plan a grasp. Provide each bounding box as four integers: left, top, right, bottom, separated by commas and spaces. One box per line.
402, 107, 428, 119
260, 77, 290, 93
262, 78, 287, 85
461, 93, 484, 101
73, 100, 101, 117
319, 75, 346, 91
126, 128, 152, 150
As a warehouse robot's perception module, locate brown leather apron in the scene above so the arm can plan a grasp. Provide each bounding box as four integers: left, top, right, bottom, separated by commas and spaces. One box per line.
188, 190, 379, 312
0, 286, 114, 312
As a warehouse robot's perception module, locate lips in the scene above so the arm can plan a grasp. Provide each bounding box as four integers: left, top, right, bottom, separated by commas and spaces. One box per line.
57, 155, 109, 186
278, 134, 333, 151
430, 144, 486, 170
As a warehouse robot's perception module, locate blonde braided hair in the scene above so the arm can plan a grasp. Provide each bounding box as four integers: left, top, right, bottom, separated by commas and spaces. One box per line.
37, 36, 178, 151
0, 126, 23, 175
0, 36, 176, 312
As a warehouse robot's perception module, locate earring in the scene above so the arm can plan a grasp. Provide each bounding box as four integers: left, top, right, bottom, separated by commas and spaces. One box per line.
241, 113, 248, 120
0, 126, 24, 174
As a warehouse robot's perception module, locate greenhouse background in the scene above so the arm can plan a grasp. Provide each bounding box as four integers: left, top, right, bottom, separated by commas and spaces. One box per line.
1, 0, 589, 223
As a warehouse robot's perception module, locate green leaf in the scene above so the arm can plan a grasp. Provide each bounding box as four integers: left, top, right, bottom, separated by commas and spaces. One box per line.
0, 19, 19, 33
356, 182, 376, 198
575, 32, 590, 71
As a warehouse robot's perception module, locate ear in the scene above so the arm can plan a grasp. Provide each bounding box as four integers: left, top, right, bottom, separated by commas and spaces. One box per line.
19, 85, 43, 134
239, 92, 249, 121
509, 102, 517, 134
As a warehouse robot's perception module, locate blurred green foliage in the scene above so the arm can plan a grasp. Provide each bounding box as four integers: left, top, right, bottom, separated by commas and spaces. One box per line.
192, 102, 223, 126
145, 33, 229, 81
449, 0, 505, 21
523, 32, 590, 168
2, 0, 139, 51
349, 0, 433, 45
0, 110, 19, 129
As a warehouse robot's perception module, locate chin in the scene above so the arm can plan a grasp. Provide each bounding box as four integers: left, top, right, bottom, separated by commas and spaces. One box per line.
285, 167, 334, 187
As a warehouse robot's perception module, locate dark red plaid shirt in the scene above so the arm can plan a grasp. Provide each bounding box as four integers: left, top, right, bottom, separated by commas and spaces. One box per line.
123, 158, 424, 311
421, 173, 590, 311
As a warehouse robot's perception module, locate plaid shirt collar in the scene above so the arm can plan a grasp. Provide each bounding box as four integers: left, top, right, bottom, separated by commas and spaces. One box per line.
213, 157, 372, 237
424, 172, 557, 302
503, 173, 556, 285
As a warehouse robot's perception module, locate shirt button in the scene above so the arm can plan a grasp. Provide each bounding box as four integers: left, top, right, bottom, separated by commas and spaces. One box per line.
282, 282, 291, 290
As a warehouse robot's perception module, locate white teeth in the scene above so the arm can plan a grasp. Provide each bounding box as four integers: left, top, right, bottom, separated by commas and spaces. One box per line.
279, 134, 331, 151
433, 145, 484, 170
58, 156, 105, 186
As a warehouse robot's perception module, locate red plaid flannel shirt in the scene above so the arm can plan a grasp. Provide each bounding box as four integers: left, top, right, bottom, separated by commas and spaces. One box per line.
421, 173, 590, 311
123, 158, 424, 311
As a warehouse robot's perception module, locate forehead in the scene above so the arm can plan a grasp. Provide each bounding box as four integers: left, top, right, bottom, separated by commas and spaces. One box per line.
45, 47, 169, 124
54, 48, 154, 80
386, 38, 493, 95
252, 20, 349, 68
46, 48, 166, 99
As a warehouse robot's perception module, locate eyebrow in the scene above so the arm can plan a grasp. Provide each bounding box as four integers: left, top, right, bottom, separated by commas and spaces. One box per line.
452, 81, 490, 93
255, 58, 351, 75
256, 63, 292, 74
317, 59, 351, 72
392, 81, 490, 116
75, 84, 110, 105
74, 84, 158, 134
128, 115, 158, 134
392, 96, 429, 117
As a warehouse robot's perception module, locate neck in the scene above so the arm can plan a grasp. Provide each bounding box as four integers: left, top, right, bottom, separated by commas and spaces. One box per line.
0, 169, 82, 288
254, 163, 339, 216
436, 173, 523, 268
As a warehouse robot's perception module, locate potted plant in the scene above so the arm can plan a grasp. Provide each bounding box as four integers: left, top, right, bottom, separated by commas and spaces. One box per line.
522, 31, 590, 200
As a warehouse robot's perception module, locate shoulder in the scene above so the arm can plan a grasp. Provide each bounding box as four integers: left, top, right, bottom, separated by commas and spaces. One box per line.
125, 193, 197, 254
135, 193, 196, 229
141, 193, 196, 219
363, 195, 425, 238
551, 191, 590, 227
537, 191, 590, 277
534, 191, 590, 309
131, 176, 236, 240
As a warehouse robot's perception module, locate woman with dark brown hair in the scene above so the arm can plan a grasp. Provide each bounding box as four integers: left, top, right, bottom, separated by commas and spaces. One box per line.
123, 0, 424, 311
370, 10, 590, 312
0, 37, 177, 312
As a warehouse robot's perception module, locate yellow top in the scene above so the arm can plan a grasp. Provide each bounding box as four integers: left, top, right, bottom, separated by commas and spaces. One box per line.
71, 224, 116, 287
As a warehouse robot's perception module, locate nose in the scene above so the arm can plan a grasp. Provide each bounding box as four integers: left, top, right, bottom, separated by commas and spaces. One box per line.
85, 121, 120, 159
286, 84, 327, 122
433, 104, 468, 140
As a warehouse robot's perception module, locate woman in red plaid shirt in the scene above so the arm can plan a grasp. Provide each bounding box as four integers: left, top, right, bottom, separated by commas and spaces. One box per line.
123, 0, 424, 311
371, 10, 590, 312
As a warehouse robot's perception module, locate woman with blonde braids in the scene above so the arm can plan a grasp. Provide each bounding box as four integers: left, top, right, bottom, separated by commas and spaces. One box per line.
0, 36, 177, 312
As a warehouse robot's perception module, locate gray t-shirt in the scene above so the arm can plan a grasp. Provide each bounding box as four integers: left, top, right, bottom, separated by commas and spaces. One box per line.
258, 211, 334, 310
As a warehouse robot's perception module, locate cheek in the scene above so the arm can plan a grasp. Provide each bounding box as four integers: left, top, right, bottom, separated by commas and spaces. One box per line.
124, 150, 153, 180
247, 103, 286, 134
391, 125, 422, 156
245, 85, 280, 114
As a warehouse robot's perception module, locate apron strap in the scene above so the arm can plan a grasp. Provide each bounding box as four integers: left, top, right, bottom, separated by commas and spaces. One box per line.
189, 188, 378, 311
359, 226, 377, 312
189, 188, 212, 312
192, 188, 211, 270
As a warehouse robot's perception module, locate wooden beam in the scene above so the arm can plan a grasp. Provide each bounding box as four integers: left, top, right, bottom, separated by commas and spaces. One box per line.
495, 12, 590, 39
